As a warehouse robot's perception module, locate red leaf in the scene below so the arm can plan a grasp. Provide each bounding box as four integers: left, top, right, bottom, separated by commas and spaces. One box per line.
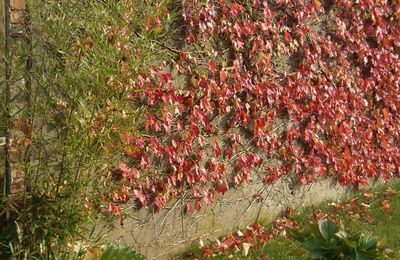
203, 189, 213, 205
123, 132, 131, 144
230, 3, 245, 18
146, 16, 162, 32
216, 181, 229, 195
130, 167, 140, 180
140, 156, 149, 169
184, 202, 193, 214
284, 31, 292, 42
195, 200, 202, 211
108, 202, 121, 216
220, 70, 227, 83
382, 200, 393, 214
108, 28, 116, 43
225, 147, 234, 160
213, 139, 222, 157
364, 214, 375, 223
220, 237, 236, 250
312, 0, 322, 11
134, 189, 147, 206
203, 248, 215, 258
209, 61, 218, 74
383, 108, 390, 122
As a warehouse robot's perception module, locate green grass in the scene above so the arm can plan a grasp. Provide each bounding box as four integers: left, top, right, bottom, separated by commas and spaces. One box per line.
177, 180, 400, 259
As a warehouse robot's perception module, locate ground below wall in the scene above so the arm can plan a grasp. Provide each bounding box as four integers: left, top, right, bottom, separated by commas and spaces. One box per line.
95, 177, 382, 259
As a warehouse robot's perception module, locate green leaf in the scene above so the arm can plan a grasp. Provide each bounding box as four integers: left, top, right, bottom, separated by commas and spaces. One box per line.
347, 231, 361, 241
355, 250, 368, 260
309, 249, 327, 259
343, 238, 357, 249
318, 219, 339, 241
302, 238, 325, 251
310, 222, 323, 238
290, 228, 307, 242
357, 235, 377, 251
100, 245, 144, 260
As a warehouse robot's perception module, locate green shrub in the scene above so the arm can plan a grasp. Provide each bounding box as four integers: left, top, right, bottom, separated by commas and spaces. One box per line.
291, 219, 394, 259
99, 245, 145, 260
1, 0, 179, 257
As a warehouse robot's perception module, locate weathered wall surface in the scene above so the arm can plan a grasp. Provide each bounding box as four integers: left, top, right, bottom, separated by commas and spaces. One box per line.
1, 0, 27, 195
100, 176, 356, 259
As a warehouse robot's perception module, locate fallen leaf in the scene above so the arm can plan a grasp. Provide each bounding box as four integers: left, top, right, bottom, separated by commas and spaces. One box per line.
364, 214, 375, 224
364, 191, 372, 197
242, 243, 251, 256
220, 237, 236, 250
382, 200, 393, 214
203, 248, 215, 258
384, 188, 396, 198
361, 201, 371, 207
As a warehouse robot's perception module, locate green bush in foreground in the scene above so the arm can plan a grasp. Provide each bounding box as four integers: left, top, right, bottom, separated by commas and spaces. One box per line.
291, 219, 395, 260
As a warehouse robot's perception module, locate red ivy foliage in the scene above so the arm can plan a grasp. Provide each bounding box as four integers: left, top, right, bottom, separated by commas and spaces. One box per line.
109, 0, 400, 218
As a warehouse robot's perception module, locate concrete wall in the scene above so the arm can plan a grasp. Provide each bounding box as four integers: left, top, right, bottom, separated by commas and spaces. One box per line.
98, 176, 356, 259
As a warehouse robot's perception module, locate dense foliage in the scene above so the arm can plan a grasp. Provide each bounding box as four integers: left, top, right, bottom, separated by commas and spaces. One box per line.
111, 0, 400, 218
1, 0, 399, 257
